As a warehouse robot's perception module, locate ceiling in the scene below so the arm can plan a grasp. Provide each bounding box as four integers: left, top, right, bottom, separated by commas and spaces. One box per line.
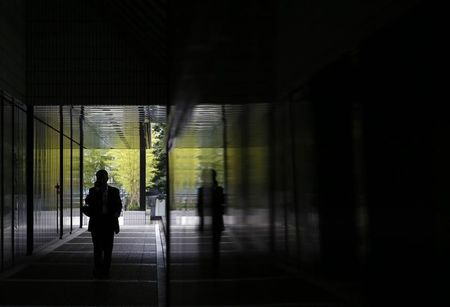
34, 105, 167, 149
82, 105, 166, 149
33, 104, 249, 150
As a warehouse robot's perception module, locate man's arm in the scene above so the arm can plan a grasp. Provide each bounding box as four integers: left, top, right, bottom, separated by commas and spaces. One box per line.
197, 187, 203, 213
82, 188, 95, 217
114, 188, 122, 217
85, 188, 95, 205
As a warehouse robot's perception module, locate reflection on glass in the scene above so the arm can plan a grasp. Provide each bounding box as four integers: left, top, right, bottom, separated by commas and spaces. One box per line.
34, 106, 60, 248
168, 104, 272, 304
3, 102, 14, 267
1, 98, 28, 269
14, 103, 28, 259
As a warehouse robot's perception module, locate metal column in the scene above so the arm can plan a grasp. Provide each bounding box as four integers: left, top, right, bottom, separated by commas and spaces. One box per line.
79, 109, 84, 228
139, 122, 146, 211
222, 105, 228, 194
70, 107, 73, 234
1, 94, 4, 267
26, 105, 33, 255
59, 106, 63, 239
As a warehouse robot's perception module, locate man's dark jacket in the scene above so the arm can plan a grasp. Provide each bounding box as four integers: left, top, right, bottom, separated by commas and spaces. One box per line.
84, 186, 122, 234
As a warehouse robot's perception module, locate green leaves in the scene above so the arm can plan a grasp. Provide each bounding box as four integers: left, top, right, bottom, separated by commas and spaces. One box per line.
149, 123, 167, 198
83, 123, 167, 209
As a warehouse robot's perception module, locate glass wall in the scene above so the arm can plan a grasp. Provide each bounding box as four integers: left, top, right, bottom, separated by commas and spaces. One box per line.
166, 102, 339, 304
2, 101, 14, 268
14, 102, 27, 260
1, 99, 83, 272
168, 104, 272, 303
225, 104, 271, 253
71, 107, 82, 230
1, 98, 2, 268
1, 94, 28, 271
63, 136, 71, 234
34, 109, 60, 248
72, 142, 81, 229
169, 105, 225, 229
31, 106, 84, 250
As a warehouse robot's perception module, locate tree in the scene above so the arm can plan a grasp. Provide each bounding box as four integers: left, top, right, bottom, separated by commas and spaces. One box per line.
83, 149, 114, 188
108, 149, 140, 210
83, 127, 166, 209
149, 123, 166, 198
146, 150, 156, 188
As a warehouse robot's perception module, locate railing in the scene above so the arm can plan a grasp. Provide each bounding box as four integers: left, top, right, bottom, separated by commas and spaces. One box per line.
123, 211, 146, 225
82, 200, 166, 226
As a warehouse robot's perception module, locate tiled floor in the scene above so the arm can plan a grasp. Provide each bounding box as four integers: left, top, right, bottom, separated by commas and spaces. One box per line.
168, 225, 350, 307
0, 224, 353, 306
0, 225, 161, 306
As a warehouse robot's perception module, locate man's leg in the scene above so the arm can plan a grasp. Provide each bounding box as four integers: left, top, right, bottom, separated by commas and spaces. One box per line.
102, 230, 115, 276
91, 231, 103, 277
212, 229, 221, 277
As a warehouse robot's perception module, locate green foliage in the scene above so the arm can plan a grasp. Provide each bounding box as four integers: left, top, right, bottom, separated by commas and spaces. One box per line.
149, 123, 167, 198
83, 149, 115, 187
126, 200, 140, 211
83, 124, 167, 209
84, 148, 141, 210
146, 150, 156, 187
108, 149, 140, 210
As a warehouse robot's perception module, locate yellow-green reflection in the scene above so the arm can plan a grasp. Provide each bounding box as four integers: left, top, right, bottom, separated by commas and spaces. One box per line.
170, 148, 224, 210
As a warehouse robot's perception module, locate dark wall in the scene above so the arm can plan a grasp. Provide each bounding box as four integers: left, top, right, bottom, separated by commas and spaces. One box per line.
170, 0, 276, 104
0, 0, 27, 269
275, 0, 416, 96
280, 2, 441, 305
0, 0, 26, 99
358, 5, 439, 305
1, 96, 28, 271
170, 0, 416, 104
167, 1, 436, 305
28, 0, 167, 106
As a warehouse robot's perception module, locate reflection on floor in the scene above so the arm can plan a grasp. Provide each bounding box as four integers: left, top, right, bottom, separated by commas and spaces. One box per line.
0, 225, 160, 306
169, 225, 349, 306
0, 224, 353, 306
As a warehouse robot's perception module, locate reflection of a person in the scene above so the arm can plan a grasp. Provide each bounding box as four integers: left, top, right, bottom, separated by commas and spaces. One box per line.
84, 170, 122, 279
197, 169, 225, 270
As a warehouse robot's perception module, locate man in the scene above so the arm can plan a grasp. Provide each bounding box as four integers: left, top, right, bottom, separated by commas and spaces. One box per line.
83, 169, 122, 279
197, 169, 225, 275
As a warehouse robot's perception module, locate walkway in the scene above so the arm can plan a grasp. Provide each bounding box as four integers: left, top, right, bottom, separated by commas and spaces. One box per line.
0, 225, 162, 306
0, 223, 353, 306
169, 225, 350, 307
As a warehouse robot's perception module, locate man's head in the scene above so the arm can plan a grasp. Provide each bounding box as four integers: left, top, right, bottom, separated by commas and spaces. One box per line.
200, 169, 212, 185
96, 169, 108, 185
200, 169, 217, 186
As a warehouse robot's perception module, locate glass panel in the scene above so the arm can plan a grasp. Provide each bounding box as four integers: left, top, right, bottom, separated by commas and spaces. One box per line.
0, 99, 2, 268
72, 142, 80, 229
34, 106, 60, 249
14, 105, 27, 259
2, 101, 13, 268
71, 107, 81, 144
168, 104, 272, 304
63, 136, 71, 234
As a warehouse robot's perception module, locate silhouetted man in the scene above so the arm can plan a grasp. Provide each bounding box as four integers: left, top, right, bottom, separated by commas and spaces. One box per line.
84, 169, 122, 279
197, 169, 225, 274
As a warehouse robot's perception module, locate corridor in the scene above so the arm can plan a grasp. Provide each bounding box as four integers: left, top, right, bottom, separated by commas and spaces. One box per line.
0, 0, 443, 306
169, 225, 348, 306
0, 223, 350, 306
0, 225, 162, 306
